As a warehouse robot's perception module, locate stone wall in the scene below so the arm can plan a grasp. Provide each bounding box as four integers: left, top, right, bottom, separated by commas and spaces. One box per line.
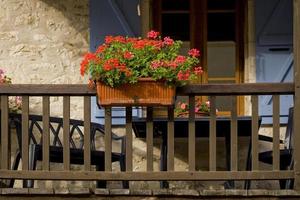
0, 0, 89, 118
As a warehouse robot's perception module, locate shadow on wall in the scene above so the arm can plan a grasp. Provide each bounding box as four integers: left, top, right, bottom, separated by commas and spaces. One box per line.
40, 0, 89, 41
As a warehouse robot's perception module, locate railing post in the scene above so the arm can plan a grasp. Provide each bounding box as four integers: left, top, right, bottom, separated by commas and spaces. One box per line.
293, 0, 300, 190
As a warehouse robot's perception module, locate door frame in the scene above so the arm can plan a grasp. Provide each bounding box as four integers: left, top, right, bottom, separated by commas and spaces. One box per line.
150, 0, 246, 115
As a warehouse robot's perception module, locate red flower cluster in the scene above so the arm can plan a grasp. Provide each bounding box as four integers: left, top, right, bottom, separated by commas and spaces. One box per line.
103, 58, 131, 77
96, 44, 106, 54
80, 30, 202, 87
177, 70, 191, 81
174, 55, 186, 64
80, 53, 98, 76
105, 35, 126, 44
194, 66, 203, 75
147, 30, 160, 39
123, 51, 134, 59
163, 37, 174, 46
188, 48, 200, 57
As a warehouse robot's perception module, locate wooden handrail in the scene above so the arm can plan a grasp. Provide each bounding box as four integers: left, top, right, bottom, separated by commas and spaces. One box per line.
177, 83, 294, 95
0, 83, 294, 96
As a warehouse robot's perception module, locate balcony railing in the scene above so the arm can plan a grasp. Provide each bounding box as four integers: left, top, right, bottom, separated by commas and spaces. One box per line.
0, 83, 298, 197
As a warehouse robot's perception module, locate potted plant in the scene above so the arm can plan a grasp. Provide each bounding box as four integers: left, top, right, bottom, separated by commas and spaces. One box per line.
80, 30, 203, 106
175, 97, 211, 117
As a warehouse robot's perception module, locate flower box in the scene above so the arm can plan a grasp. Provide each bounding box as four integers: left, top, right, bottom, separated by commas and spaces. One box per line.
80, 30, 203, 107
96, 78, 175, 106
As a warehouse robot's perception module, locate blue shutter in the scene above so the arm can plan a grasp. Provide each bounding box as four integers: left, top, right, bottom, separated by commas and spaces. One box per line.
90, 0, 141, 124
255, 0, 294, 124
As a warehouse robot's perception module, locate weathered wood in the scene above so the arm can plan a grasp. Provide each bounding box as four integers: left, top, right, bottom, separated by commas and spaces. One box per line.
126, 107, 133, 171
29, 188, 54, 195
130, 189, 152, 196
63, 96, 70, 170
209, 96, 216, 171
42, 96, 50, 170
231, 96, 238, 171
69, 187, 90, 195
104, 107, 112, 171
22, 96, 29, 171
177, 83, 294, 95
109, 189, 130, 195
167, 106, 174, 171
146, 107, 153, 171
251, 95, 259, 170
1, 188, 29, 195
273, 95, 280, 171
0, 170, 293, 181
294, 0, 300, 190
93, 188, 110, 195
0, 84, 96, 96
188, 95, 196, 171
84, 96, 91, 171
0, 83, 293, 96
1, 96, 9, 170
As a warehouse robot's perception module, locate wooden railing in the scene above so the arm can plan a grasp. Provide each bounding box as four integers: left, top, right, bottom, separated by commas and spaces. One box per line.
0, 83, 296, 192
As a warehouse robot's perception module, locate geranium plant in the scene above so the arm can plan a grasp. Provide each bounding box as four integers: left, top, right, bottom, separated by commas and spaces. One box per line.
175, 97, 211, 117
0, 69, 22, 113
80, 30, 203, 87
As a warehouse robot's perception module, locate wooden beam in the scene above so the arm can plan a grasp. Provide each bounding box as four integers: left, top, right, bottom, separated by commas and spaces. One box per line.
294, 0, 300, 190
0, 83, 293, 96
126, 107, 133, 171
42, 96, 50, 170
84, 96, 91, 171
146, 107, 153, 171
1, 96, 9, 170
177, 83, 294, 95
0, 170, 293, 181
0, 84, 96, 96
104, 107, 112, 171
63, 96, 70, 170
188, 95, 196, 171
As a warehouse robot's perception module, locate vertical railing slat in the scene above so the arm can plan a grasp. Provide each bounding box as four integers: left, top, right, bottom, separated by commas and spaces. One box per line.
188, 95, 196, 171
63, 96, 70, 170
273, 95, 280, 171
42, 96, 50, 170
146, 107, 153, 171
209, 96, 216, 171
1, 95, 9, 170
167, 106, 174, 171
22, 96, 29, 171
251, 95, 259, 170
231, 96, 238, 171
105, 107, 112, 171
126, 107, 133, 171
84, 96, 91, 171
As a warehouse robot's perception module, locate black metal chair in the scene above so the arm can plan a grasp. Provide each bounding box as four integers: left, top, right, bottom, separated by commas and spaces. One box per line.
9, 113, 127, 188
244, 107, 294, 189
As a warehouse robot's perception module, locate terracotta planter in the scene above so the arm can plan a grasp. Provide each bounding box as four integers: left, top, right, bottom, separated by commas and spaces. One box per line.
176, 111, 209, 118
96, 78, 176, 106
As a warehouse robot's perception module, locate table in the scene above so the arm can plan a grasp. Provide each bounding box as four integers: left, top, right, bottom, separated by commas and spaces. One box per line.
132, 116, 261, 188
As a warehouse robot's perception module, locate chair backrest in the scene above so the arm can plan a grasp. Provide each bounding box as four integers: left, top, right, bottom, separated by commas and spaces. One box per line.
284, 107, 294, 150
11, 113, 105, 151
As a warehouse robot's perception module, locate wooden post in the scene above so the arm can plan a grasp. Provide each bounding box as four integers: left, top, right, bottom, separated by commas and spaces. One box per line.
126, 107, 133, 171
293, 0, 300, 190
104, 107, 112, 171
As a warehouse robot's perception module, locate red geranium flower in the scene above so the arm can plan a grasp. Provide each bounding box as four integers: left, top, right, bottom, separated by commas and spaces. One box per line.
188, 48, 200, 57
163, 37, 174, 46
147, 30, 160, 39
123, 51, 134, 59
